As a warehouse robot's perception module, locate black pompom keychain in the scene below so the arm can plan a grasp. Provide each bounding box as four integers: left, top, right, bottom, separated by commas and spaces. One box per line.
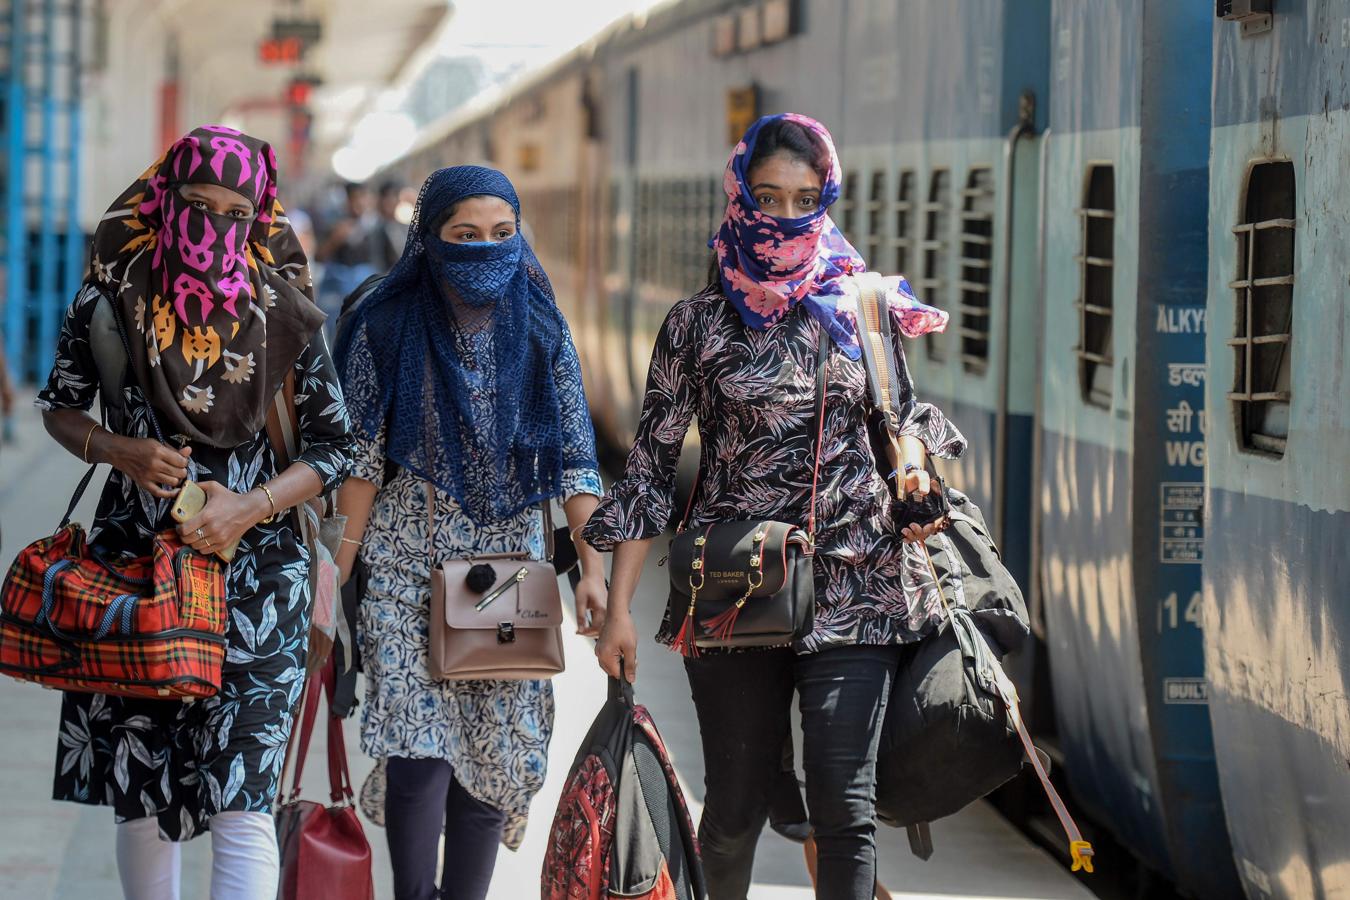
465, 563, 497, 594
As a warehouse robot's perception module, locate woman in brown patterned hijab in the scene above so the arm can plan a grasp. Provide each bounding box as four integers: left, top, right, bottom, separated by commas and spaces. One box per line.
35, 126, 354, 894
89, 124, 325, 445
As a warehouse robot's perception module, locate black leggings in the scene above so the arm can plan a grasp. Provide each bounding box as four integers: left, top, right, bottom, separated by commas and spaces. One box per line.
384, 756, 507, 900
684, 644, 901, 900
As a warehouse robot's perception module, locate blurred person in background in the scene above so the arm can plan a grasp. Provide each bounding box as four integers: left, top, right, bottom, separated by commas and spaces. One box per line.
334, 165, 607, 900
35, 126, 354, 900
316, 182, 383, 339
375, 179, 409, 270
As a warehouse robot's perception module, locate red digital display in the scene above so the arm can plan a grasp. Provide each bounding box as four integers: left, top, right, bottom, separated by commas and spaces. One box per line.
259, 37, 303, 65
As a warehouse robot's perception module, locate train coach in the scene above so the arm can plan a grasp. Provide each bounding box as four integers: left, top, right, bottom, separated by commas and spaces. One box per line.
380, 2, 1349, 897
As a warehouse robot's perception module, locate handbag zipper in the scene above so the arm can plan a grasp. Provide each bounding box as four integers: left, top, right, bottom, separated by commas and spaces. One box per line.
474, 567, 530, 612
0, 611, 228, 646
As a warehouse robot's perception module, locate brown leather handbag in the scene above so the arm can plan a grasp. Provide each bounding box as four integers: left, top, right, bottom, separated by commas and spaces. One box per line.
664, 330, 829, 655
426, 485, 565, 680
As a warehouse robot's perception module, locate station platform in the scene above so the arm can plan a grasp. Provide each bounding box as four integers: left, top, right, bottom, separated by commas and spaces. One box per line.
0, 398, 1093, 900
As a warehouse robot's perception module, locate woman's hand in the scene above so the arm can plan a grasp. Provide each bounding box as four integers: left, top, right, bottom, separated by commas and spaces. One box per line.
574, 571, 608, 637
108, 436, 191, 499
595, 610, 637, 683
177, 481, 268, 555
893, 436, 944, 544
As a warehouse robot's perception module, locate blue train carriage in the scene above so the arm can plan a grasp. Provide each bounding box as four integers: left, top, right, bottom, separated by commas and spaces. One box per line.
1037, 1, 1240, 895
1204, 5, 1350, 898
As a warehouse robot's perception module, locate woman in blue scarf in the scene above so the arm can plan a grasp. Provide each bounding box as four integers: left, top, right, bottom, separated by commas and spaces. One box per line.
333, 166, 606, 900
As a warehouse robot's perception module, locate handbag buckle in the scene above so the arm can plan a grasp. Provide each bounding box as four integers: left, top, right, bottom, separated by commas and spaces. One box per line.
497, 622, 516, 644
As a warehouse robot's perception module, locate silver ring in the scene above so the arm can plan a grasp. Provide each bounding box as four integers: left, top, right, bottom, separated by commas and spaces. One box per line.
195, 528, 205, 539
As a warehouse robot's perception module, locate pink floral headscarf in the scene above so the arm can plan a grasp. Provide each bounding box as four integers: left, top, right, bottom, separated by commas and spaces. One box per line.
710, 113, 948, 359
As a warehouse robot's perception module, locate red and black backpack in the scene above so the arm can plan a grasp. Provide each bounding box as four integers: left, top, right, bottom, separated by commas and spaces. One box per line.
542, 674, 706, 900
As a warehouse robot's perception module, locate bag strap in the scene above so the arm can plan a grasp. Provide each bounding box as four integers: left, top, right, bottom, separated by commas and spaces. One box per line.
60, 297, 170, 530
278, 658, 354, 806
853, 272, 910, 499
423, 481, 555, 561
676, 325, 830, 545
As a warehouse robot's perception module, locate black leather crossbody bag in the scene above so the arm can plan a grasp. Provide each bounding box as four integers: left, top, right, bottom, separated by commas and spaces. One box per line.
663, 330, 829, 655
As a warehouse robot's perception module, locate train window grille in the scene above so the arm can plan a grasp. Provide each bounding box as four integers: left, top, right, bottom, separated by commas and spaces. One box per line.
1229, 160, 1295, 456
957, 167, 995, 372
891, 170, 915, 275
865, 170, 885, 266
1075, 164, 1115, 408
919, 169, 951, 361
638, 180, 655, 288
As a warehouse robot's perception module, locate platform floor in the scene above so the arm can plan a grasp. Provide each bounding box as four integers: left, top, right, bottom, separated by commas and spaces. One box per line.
0, 398, 1093, 900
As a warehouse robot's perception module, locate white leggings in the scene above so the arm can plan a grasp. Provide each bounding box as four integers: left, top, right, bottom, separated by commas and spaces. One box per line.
115, 811, 279, 900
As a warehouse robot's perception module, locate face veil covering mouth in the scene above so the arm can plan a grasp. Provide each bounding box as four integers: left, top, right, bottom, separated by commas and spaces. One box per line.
711, 112, 949, 359
334, 165, 597, 525
86, 124, 323, 446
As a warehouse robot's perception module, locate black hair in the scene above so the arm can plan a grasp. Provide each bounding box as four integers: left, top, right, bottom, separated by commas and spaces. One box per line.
745, 118, 830, 182
343, 181, 370, 199
377, 180, 402, 199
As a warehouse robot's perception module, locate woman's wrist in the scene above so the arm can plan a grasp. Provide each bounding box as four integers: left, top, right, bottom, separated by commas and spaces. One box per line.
246, 487, 274, 525
94, 429, 125, 468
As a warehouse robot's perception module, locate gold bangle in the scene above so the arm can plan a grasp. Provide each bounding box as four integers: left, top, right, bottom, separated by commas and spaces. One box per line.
340, 537, 361, 547
82, 423, 101, 464
258, 484, 278, 523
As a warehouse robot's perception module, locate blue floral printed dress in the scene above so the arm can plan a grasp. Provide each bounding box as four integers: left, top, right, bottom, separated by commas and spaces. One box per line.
36, 283, 355, 841
341, 316, 602, 850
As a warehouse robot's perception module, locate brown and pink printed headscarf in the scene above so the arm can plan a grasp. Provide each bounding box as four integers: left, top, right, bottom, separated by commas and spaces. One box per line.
88, 125, 324, 447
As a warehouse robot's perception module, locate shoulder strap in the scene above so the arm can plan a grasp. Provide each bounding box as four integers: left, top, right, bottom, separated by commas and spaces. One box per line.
264, 370, 299, 470
423, 481, 555, 561
676, 326, 830, 543
854, 273, 911, 498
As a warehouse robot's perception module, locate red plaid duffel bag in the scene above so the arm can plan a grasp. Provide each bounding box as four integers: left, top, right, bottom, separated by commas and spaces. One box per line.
0, 523, 227, 699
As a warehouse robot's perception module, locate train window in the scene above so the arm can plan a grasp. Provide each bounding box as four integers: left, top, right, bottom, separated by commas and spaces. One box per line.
892, 170, 915, 275
919, 170, 951, 361
958, 167, 995, 372
606, 178, 620, 279
865, 170, 885, 265
1230, 161, 1295, 456
839, 170, 859, 244
1075, 164, 1115, 408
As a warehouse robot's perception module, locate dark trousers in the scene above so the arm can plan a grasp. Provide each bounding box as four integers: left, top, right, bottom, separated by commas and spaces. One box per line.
684, 644, 901, 900
384, 756, 507, 900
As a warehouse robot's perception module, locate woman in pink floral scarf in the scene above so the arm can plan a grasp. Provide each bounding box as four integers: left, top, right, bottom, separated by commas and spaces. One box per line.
582, 114, 967, 900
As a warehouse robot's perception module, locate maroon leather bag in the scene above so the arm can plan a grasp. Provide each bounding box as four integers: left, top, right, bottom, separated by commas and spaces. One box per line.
275, 659, 374, 900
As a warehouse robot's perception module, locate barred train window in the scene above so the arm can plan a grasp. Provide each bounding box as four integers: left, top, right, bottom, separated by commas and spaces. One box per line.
1230, 161, 1295, 456
892, 170, 915, 275
958, 168, 995, 371
1075, 164, 1115, 407
865, 170, 885, 265
920, 170, 951, 361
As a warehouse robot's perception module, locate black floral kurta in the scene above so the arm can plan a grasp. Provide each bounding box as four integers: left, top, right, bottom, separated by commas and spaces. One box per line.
35, 283, 355, 840
583, 287, 966, 653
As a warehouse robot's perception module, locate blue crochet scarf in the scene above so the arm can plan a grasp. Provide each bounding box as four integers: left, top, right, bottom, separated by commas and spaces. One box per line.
335, 165, 591, 524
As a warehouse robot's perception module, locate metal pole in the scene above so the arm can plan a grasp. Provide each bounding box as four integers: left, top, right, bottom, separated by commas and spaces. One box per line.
34, 0, 56, 381
3, 0, 27, 375
61, 0, 80, 330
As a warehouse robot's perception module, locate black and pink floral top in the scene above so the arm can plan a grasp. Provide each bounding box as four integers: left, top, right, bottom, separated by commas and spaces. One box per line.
582, 287, 966, 654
